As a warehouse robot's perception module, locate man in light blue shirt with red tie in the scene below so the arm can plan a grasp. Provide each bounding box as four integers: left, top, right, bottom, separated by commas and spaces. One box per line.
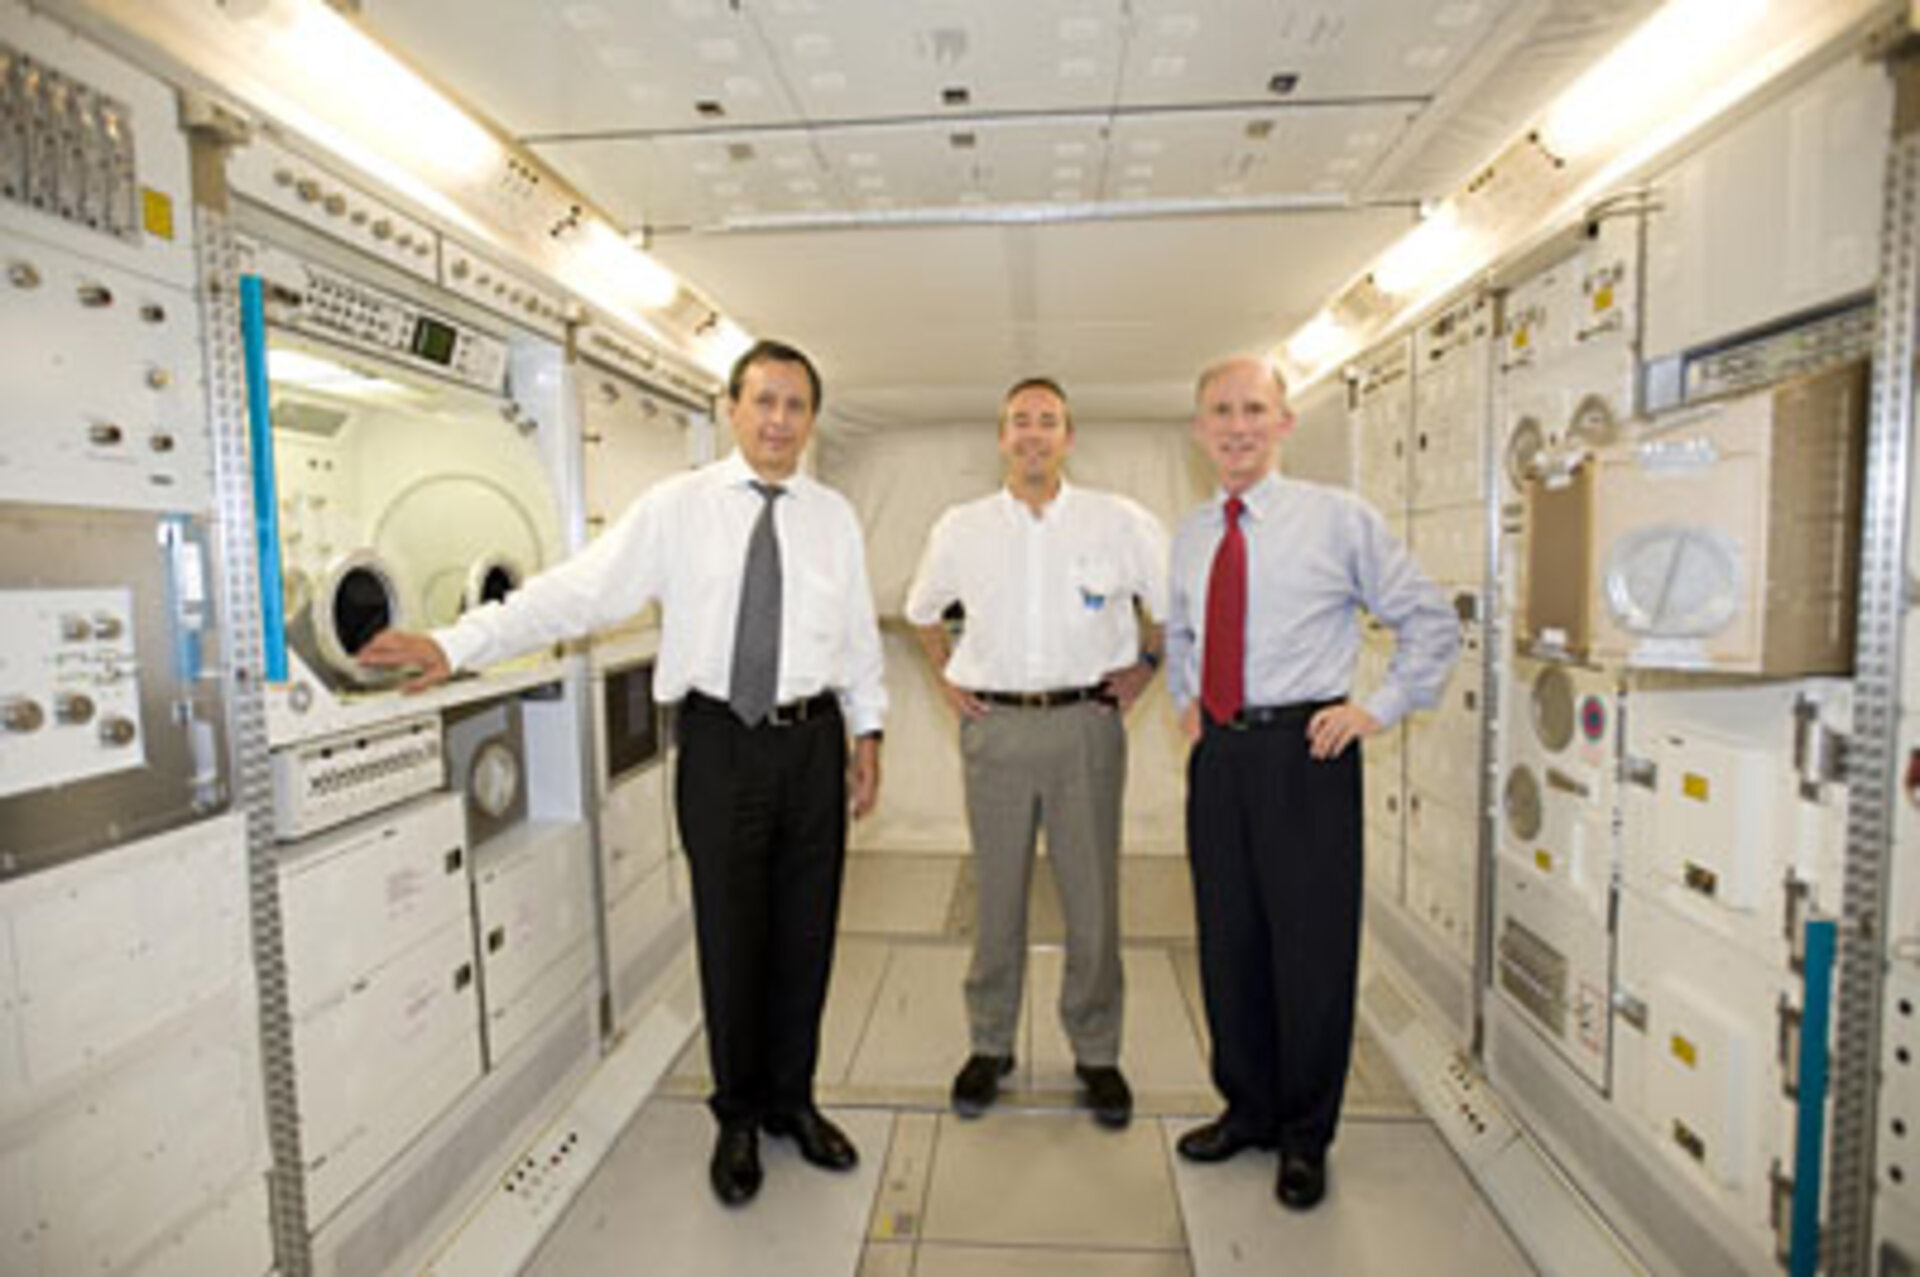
1165, 356, 1458, 1210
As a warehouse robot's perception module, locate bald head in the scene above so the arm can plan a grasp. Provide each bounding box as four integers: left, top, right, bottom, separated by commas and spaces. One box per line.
1194, 356, 1289, 407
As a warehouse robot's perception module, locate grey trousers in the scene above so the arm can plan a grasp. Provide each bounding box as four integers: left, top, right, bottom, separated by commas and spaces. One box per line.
959, 702, 1126, 1066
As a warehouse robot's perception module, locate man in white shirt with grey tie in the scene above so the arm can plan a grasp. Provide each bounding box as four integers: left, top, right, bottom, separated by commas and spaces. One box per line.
1166, 356, 1457, 1210
359, 340, 886, 1209
905, 377, 1168, 1129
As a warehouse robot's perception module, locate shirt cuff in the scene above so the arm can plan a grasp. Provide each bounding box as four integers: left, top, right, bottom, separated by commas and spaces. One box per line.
1363, 686, 1409, 731
431, 623, 485, 675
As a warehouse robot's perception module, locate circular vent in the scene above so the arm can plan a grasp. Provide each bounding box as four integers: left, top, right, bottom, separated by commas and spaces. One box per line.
1503, 766, 1544, 842
1603, 524, 1742, 638
1567, 393, 1623, 448
1505, 416, 1546, 488
1530, 664, 1575, 754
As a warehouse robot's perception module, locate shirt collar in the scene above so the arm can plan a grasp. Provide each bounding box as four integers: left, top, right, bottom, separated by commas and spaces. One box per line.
998, 477, 1074, 524
1214, 471, 1281, 521
720, 447, 809, 497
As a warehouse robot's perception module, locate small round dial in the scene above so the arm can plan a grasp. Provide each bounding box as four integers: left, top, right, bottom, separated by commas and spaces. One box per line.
471, 740, 521, 819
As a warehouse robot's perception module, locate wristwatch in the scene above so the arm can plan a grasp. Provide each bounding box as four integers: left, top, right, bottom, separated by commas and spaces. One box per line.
1139, 649, 1162, 671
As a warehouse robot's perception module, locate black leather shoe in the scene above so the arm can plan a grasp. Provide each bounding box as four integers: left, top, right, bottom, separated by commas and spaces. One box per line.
951, 1054, 1015, 1118
762, 1108, 858, 1171
1177, 1117, 1265, 1163
1075, 1064, 1133, 1129
1277, 1149, 1327, 1210
709, 1123, 762, 1206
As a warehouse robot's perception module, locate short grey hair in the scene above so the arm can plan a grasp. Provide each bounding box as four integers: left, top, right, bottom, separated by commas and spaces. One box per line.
1193, 357, 1289, 406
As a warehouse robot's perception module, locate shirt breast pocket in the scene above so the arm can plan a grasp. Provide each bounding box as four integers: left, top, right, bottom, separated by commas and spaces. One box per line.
1069, 553, 1124, 617
793, 565, 847, 649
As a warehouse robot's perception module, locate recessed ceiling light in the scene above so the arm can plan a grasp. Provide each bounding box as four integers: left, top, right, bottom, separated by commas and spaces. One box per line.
810, 71, 848, 92
1157, 14, 1200, 38
725, 76, 765, 98
1149, 55, 1186, 77
1058, 57, 1097, 79
1059, 16, 1100, 42
697, 37, 741, 62
695, 100, 726, 119
1267, 72, 1299, 96
943, 85, 971, 106
792, 33, 833, 58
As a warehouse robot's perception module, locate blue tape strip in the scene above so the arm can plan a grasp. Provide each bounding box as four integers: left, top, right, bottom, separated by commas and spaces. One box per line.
1790, 918, 1837, 1277
239, 276, 288, 684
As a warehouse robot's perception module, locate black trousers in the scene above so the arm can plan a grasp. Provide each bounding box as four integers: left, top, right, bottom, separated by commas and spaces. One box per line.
1186, 717, 1363, 1154
676, 697, 847, 1126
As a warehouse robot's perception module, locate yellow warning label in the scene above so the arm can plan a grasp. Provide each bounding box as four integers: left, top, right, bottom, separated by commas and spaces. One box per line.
1670, 1034, 1698, 1068
1534, 849, 1554, 873
1513, 328, 1530, 350
1681, 772, 1710, 802
142, 187, 175, 242
1593, 284, 1614, 313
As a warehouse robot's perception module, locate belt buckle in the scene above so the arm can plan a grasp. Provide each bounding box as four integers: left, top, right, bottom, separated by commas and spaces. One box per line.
767, 701, 801, 727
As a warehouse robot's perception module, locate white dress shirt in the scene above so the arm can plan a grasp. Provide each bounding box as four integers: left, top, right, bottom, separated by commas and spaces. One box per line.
904, 481, 1169, 691
434, 450, 887, 735
1165, 473, 1457, 729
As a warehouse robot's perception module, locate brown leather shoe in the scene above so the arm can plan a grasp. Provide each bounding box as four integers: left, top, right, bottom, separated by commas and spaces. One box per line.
762, 1108, 858, 1171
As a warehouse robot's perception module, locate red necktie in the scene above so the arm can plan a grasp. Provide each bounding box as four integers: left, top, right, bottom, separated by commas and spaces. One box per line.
1202, 496, 1246, 725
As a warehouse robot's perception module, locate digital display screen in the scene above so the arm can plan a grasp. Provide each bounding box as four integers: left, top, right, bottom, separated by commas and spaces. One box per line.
410, 316, 458, 366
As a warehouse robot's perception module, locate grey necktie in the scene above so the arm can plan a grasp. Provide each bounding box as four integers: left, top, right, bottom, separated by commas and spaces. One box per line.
729, 480, 785, 725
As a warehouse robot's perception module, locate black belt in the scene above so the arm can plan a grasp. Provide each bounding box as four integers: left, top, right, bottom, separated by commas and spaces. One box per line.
975, 686, 1109, 709
683, 689, 839, 726
1206, 698, 1343, 732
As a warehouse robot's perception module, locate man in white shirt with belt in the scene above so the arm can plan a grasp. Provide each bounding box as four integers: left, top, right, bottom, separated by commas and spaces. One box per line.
904, 377, 1168, 1128
359, 340, 886, 1209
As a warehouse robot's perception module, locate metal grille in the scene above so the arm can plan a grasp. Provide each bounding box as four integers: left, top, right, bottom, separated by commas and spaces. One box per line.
1826, 50, 1919, 1276
196, 202, 313, 1275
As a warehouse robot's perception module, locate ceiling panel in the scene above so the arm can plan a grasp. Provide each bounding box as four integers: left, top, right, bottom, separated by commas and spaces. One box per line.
1116, 0, 1523, 103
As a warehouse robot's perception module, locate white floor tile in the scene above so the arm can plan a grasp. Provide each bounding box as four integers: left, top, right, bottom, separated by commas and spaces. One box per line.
857, 1241, 915, 1277
523, 1099, 890, 1277
1027, 947, 1212, 1098
845, 943, 977, 1089
914, 1245, 1193, 1277
869, 1111, 938, 1242
1172, 1120, 1536, 1276
840, 855, 963, 937
819, 936, 893, 1085
920, 1111, 1185, 1251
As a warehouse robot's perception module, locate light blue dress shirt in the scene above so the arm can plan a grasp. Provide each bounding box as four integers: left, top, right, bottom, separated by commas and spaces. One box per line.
1166, 473, 1459, 729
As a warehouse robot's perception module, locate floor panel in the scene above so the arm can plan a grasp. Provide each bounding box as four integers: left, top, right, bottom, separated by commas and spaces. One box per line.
1172, 1120, 1536, 1276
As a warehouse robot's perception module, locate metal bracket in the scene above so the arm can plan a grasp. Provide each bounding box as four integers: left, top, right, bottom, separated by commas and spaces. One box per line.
1792, 694, 1848, 800
1613, 987, 1649, 1032
1778, 996, 1805, 1099
1623, 754, 1657, 790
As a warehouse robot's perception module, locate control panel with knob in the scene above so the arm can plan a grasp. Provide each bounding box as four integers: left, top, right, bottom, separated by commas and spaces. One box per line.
0, 587, 146, 798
